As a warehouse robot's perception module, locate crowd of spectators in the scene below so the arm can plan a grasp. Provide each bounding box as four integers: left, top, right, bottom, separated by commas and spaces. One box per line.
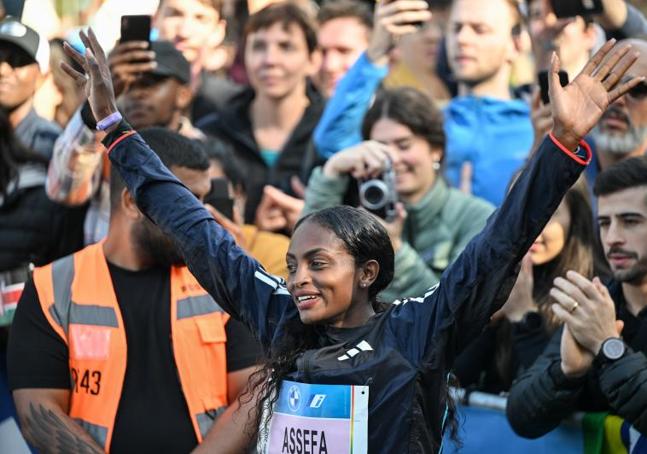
1, 0, 646, 452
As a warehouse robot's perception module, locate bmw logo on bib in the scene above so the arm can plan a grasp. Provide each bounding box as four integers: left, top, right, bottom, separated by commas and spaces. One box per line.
265, 380, 370, 453
288, 385, 301, 413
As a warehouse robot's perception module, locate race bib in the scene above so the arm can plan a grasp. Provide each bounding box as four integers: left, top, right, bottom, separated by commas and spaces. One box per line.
265, 380, 369, 454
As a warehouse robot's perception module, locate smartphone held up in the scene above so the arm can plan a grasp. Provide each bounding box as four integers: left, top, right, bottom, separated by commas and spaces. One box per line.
539, 70, 569, 105
359, 0, 433, 27
120, 15, 151, 44
549, 0, 603, 18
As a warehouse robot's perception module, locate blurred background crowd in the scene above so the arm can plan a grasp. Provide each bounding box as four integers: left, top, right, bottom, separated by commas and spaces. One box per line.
1, 0, 647, 452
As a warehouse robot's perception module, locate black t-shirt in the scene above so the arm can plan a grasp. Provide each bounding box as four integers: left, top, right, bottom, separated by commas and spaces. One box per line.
7, 263, 261, 454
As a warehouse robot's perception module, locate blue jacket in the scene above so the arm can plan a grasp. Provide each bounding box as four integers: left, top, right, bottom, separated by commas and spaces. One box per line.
106, 125, 589, 453
312, 54, 533, 207
444, 96, 533, 206
313, 53, 387, 160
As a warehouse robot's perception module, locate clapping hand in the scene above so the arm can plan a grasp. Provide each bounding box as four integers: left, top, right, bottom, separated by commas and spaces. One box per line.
550, 272, 620, 355
550, 39, 644, 151
550, 271, 624, 377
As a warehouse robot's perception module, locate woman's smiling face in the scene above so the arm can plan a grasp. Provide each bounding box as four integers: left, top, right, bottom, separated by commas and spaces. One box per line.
529, 199, 571, 265
286, 220, 375, 328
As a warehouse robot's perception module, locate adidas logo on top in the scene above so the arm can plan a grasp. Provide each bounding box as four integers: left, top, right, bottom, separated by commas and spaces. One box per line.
337, 340, 373, 361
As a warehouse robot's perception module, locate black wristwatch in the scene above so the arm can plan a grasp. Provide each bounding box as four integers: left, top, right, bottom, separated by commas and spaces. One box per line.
595, 337, 627, 368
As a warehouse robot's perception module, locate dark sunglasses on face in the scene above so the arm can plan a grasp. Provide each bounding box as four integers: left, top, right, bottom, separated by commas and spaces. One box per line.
621, 76, 647, 101
0, 46, 36, 68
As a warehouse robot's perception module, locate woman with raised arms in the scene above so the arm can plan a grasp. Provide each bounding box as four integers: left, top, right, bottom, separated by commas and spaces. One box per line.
62, 30, 642, 453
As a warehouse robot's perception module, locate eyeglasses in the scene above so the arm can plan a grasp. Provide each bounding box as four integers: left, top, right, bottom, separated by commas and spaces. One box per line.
621, 76, 647, 101
628, 81, 647, 101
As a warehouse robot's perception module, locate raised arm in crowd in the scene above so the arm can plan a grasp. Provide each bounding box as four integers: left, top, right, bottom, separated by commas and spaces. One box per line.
58, 23, 643, 452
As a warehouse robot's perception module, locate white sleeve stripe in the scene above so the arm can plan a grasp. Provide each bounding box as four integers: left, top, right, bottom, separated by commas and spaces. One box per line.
254, 270, 279, 288
392, 284, 440, 306
424, 284, 440, 298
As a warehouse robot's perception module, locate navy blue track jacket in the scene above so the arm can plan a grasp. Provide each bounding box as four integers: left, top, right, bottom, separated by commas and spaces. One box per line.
105, 126, 590, 453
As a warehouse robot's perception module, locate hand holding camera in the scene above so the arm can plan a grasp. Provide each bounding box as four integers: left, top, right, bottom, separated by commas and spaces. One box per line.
323, 141, 399, 179
323, 141, 400, 222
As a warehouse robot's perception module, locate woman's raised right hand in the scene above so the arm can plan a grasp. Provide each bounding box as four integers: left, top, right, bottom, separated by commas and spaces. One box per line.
322, 141, 400, 180
60, 28, 119, 128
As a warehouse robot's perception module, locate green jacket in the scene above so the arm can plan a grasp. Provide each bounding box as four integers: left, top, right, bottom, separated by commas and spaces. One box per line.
302, 167, 495, 301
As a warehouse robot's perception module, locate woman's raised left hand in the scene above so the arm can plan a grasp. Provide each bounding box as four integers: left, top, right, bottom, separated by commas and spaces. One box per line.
550, 40, 643, 151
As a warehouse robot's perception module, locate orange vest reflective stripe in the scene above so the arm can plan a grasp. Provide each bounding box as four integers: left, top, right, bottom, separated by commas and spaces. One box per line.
32, 242, 230, 451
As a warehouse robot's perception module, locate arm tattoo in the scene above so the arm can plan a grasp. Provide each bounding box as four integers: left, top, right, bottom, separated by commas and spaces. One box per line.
21, 403, 103, 454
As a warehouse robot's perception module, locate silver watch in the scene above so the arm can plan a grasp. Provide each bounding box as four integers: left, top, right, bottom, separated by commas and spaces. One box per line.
601, 338, 626, 362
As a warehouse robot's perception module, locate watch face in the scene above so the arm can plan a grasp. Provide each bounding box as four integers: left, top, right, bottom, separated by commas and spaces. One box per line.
603, 338, 625, 360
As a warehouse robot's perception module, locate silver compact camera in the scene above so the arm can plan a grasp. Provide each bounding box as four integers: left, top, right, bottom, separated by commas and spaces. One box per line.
358, 161, 398, 221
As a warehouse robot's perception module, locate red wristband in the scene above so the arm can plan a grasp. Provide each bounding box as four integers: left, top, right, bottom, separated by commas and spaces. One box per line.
548, 133, 592, 165
106, 131, 136, 155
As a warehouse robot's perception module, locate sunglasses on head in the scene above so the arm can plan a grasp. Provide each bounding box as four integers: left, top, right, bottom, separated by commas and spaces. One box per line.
621, 76, 647, 101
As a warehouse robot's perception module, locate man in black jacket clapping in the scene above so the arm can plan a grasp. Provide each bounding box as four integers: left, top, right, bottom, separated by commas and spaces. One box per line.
506, 156, 647, 439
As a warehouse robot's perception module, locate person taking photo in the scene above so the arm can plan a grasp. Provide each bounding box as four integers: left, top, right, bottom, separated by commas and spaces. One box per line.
64, 29, 641, 453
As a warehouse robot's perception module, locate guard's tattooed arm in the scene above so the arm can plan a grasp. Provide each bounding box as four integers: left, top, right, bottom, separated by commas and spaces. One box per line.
13, 389, 104, 454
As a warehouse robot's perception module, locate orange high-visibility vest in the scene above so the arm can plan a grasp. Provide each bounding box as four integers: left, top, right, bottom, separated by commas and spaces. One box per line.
33, 242, 230, 451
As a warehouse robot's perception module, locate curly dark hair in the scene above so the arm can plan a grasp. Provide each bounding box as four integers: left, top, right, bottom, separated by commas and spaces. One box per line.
240, 205, 395, 442
239, 206, 460, 450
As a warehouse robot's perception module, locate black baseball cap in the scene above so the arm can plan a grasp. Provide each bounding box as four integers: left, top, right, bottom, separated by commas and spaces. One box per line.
0, 16, 48, 71
150, 41, 191, 85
